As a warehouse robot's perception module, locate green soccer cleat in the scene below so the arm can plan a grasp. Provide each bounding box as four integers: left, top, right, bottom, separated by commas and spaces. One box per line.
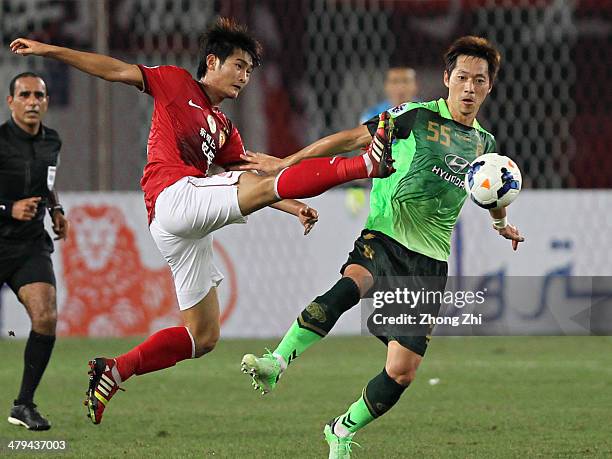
324, 420, 360, 459
240, 352, 282, 395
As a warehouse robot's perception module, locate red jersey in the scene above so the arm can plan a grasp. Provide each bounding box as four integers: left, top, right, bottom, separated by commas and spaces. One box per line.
138, 65, 245, 223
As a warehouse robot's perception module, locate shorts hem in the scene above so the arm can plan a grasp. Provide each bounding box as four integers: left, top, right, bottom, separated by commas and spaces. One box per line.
374, 334, 427, 357
176, 276, 223, 311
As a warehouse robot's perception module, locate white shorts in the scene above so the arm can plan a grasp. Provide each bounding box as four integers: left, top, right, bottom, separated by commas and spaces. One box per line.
149, 173, 246, 310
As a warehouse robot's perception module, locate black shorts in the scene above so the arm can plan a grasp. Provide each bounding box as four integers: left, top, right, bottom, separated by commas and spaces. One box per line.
341, 230, 448, 356
0, 233, 56, 294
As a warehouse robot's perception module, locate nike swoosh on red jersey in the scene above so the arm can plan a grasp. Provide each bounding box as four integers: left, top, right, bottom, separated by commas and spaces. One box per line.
188, 99, 203, 110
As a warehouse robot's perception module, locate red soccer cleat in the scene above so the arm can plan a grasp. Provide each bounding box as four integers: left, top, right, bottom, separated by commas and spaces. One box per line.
84, 357, 124, 425
364, 111, 396, 178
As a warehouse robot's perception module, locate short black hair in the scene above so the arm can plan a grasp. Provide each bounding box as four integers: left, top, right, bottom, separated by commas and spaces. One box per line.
9, 72, 47, 96
444, 36, 501, 84
196, 17, 262, 79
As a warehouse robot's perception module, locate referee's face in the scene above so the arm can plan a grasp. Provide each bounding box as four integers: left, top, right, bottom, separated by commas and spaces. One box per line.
7, 76, 48, 134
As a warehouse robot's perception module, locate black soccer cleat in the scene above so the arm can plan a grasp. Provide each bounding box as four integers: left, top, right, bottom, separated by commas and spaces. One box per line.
8, 403, 51, 431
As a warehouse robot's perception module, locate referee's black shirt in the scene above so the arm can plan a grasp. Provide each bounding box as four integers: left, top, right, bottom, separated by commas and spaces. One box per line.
0, 117, 61, 241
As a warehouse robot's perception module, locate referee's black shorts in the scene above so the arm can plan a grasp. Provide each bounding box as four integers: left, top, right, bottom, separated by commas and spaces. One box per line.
0, 233, 56, 294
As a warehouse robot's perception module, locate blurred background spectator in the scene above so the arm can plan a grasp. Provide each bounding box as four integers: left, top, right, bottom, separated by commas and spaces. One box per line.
360, 66, 418, 123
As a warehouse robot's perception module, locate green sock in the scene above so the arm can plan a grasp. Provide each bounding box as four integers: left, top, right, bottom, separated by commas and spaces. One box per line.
335, 369, 407, 436
273, 320, 321, 367
274, 277, 361, 367
335, 395, 375, 436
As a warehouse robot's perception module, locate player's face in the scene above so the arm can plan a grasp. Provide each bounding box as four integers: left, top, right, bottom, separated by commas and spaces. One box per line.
208, 49, 254, 100
7, 77, 48, 131
444, 55, 491, 119
384, 68, 417, 106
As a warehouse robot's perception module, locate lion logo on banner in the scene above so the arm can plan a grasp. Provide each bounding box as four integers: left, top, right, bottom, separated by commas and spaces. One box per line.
59, 204, 238, 337
58, 205, 180, 336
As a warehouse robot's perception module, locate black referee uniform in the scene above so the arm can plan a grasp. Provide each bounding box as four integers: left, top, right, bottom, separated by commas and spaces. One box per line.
0, 116, 61, 289
1, 116, 62, 431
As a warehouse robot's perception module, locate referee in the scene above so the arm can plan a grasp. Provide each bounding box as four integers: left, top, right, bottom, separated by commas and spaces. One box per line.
0, 72, 69, 430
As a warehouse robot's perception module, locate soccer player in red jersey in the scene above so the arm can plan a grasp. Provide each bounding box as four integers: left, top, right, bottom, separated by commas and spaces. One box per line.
10, 17, 395, 424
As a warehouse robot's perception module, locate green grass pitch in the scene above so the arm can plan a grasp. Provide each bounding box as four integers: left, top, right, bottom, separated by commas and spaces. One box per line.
1, 336, 611, 458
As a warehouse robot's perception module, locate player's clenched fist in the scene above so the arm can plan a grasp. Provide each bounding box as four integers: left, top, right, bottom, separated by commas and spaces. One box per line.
10, 38, 53, 56
12, 197, 41, 221
52, 211, 70, 241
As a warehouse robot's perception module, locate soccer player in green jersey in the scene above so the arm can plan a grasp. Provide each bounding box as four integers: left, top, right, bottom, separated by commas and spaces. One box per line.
238, 36, 524, 458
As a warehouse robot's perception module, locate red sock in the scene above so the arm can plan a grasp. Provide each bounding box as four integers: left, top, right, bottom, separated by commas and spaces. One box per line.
275, 156, 368, 199
115, 326, 194, 382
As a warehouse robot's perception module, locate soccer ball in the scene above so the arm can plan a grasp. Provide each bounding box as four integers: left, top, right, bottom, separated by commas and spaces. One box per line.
464, 153, 522, 209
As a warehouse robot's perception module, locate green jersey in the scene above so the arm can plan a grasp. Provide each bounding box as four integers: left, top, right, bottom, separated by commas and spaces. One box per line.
364, 98, 496, 261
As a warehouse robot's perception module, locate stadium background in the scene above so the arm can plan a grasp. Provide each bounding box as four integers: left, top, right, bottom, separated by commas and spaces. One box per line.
0, 0, 609, 191
0, 0, 612, 457
0, 0, 610, 338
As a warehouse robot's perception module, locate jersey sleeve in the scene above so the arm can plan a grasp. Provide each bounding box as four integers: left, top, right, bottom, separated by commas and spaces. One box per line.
137, 65, 192, 103
363, 102, 420, 140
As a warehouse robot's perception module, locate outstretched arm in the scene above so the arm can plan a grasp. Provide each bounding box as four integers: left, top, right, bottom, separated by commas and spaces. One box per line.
235, 124, 372, 175
10, 38, 143, 89
270, 200, 319, 235
281, 125, 372, 166
490, 207, 524, 251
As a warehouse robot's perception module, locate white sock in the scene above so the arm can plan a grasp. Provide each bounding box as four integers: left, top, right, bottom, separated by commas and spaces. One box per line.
272, 352, 287, 372
333, 417, 352, 438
